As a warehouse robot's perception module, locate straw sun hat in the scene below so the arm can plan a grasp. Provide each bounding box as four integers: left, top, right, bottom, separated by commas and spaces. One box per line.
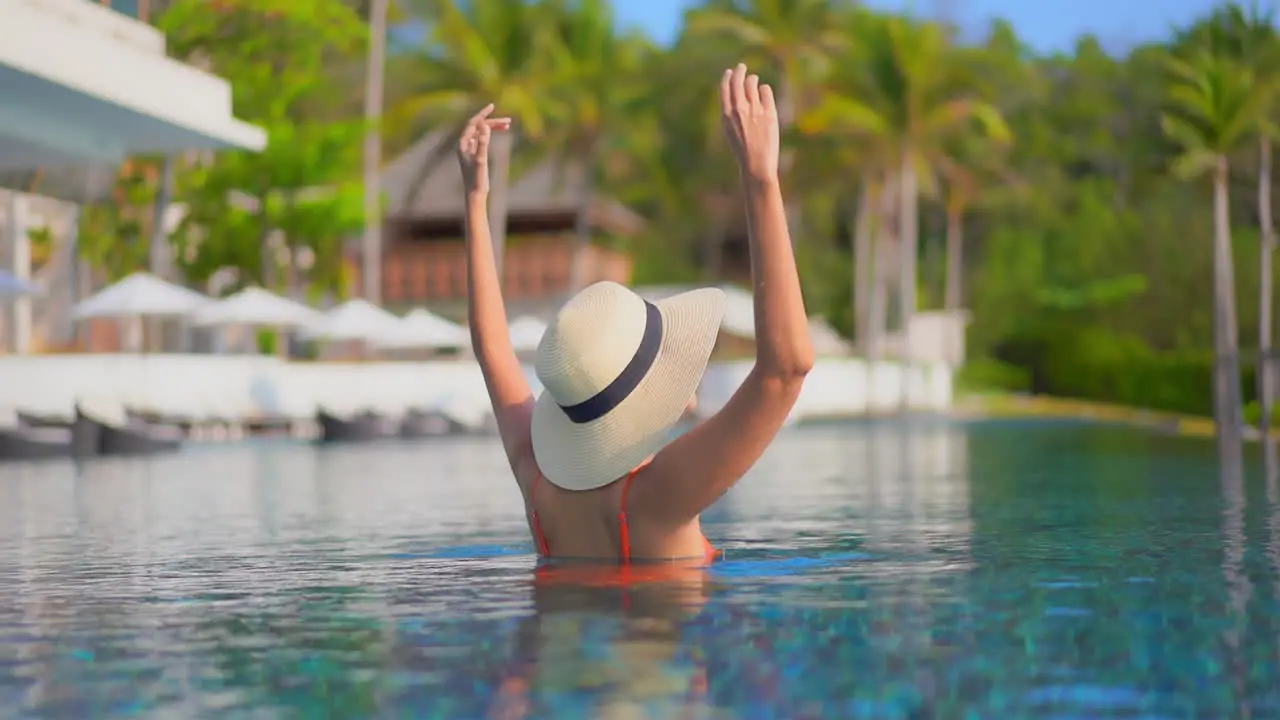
531, 281, 727, 491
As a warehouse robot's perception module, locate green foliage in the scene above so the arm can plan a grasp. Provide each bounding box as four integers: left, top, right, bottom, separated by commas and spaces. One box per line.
77, 160, 162, 281
392, 0, 553, 140
995, 325, 1259, 416
159, 0, 364, 120
158, 0, 367, 293
1034, 274, 1147, 311
26, 226, 54, 269
956, 357, 1031, 393
171, 120, 366, 290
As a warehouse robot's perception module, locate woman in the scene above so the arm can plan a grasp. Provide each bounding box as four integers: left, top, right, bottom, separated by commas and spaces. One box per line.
459, 63, 814, 562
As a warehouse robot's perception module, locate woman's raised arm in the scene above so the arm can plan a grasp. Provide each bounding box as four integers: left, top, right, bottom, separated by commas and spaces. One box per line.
635, 64, 815, 524
458, 105, 537, 482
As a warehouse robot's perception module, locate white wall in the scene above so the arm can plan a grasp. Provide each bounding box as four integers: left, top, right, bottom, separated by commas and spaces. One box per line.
697, 358, 952, 417
877, 310, 969, 367
0, 355, 952, 422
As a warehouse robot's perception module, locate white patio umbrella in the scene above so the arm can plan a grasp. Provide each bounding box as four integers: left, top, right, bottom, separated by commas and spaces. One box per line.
371, 308, 470, 350
73, 272, 209, 319
191, 287, 321, 328
508, 316, 547, 353
300, 299, 404, 343
71, 272, 210, 353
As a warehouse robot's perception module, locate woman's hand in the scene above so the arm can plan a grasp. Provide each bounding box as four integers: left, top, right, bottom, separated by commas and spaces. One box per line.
457, 103, 512, 195
720, 63, 780, 184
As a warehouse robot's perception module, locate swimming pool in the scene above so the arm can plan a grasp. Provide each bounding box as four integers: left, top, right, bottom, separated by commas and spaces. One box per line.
0, 419, 1277, 717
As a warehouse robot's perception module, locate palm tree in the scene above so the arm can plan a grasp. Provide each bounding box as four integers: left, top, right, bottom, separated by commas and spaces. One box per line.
867, 174, 896, 361
685, 0, 846, 244
685, 0, 844, 128
1161, 51, 1270, 465
803, 15, 1009, 396
540, 0, 649, 293
936, 137, 1020, 313
852, 180, 876, 354
392, 0, 554, 272
1207, 3, 1280, 456
610, 30, 739, 284
1232, 5, 1280, 461
940, 160, 976, 313
874, 19, 1009, 396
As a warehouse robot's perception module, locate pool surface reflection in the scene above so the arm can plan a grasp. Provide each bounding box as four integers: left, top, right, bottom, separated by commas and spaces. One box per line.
1, 419, 1278, 717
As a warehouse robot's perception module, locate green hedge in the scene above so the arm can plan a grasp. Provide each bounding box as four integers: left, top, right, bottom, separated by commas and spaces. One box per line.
1244, 399, 1280, 426
989, 327, 1257, 417
955, 358, 1032, 393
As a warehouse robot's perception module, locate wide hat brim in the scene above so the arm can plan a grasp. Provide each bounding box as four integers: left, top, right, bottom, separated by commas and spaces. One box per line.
531, 287, 727, 491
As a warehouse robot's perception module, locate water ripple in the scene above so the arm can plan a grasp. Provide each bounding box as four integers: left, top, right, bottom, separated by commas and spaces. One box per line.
0, 420, 1277, 718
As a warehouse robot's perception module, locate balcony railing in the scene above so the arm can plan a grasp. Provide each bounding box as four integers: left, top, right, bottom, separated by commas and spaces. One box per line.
358, 237, 635, 305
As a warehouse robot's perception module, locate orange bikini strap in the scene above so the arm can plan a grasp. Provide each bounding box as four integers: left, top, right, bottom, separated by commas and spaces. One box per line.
618, 467, 641, 563
532, 469, 642, 561
530, 473, 550, 557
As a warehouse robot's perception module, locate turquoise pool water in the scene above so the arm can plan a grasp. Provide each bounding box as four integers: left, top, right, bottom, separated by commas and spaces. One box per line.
1, 419, 1278, 718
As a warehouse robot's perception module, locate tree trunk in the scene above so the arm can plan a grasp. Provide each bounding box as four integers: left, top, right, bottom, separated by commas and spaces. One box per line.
487, 130, 513, 280
361, 0, 388, 305
67, 206, 82, 349
149, 156, 174, 280
567, 153, 596, 295
283, 190, 300, 298
1213, 156, 1245, 468
944, 201, 964, 311
281, 230, 298, 359
897, 150, 919, 411
1259, 134, 1276, 469
853, 183, 874, 353
868, 178, 896, 363
258, 201, 274, 289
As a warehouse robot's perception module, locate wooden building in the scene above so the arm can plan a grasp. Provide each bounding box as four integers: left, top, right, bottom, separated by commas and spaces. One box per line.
349, 132, 645, 315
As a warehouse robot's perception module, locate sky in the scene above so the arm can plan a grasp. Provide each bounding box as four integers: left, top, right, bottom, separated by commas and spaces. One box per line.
612, 0, 1255, 53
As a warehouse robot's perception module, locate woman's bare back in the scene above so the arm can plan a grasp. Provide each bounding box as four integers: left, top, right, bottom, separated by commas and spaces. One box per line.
524, 466, 715, 561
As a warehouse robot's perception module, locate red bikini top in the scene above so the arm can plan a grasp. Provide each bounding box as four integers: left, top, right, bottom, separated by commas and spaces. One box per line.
529, 468, 717, 563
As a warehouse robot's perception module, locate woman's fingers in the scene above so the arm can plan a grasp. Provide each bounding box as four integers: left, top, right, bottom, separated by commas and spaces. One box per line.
720, 68, 733, 118
460, 108, 507, 157
730, 63, 748, 112
459, 108, 507, 159
459, 124, 476, 151
760, 83, 776, 114
745, 73, 761, 108
468, 103, 495, 127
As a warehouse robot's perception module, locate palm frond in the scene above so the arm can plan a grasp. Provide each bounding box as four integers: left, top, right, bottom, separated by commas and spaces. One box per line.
799, 96, 889, 136
684, 9, 772, 49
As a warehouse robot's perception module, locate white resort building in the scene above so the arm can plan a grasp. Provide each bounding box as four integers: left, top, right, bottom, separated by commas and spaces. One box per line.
0, 0, 265, 353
